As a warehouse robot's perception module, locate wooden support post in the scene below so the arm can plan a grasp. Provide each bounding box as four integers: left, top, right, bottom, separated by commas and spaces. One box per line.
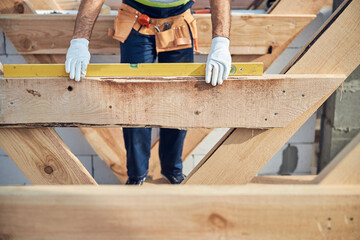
184, 0, 360, 185
0, 128, 97, 185
312, 133, 360, 184
0, 185, 359, 239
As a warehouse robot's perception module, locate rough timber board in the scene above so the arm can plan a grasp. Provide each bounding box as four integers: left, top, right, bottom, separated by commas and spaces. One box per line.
79, 127, 128, 183
0, 14, 315, 55
3, 63, 263, 77
0, 185, 359, 239
184, 0, 360, 184
0, 74, 345, 128
0, 127, 97, 185
312, 132, 360, 185
268, 0, 332, 14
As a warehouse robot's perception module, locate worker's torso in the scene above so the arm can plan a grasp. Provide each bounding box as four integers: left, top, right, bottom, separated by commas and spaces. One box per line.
123, 0, 194, 18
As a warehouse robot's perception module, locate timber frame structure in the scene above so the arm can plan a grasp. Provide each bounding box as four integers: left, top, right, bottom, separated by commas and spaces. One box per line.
0, 0, 360, 238
0, 0, 330, 183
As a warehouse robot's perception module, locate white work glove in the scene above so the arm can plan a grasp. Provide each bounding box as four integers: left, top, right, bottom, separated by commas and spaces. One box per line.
205, 37, 232, 86
65, 38, 91, 81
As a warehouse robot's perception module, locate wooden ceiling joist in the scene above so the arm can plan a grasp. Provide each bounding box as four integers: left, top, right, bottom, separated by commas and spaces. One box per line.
0, 14, 315, 56
0, 185, 359, 239
184, 0, 360, 185
267, 0, 332, 15
0, 74, 345, 129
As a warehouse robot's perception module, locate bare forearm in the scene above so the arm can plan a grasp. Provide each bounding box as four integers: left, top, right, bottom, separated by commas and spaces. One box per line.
210, 0, 231, 39
72, 0, 104, 39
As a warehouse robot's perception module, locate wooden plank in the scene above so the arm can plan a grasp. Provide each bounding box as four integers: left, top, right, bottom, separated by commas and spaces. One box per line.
3, 63, 263, 77
0, 14, 315, 55
268, 0, 332, 14
250, 175, 316, 184
184, 0, 360, 184
312, 133, 360, 184
0, 74, 345, 129
54, 0, 80, 10
28, 0, 61, 10
0, 128, 97, 185
79, 127, 128, 184
0, 0, 36, 14
0, 185, 359, 239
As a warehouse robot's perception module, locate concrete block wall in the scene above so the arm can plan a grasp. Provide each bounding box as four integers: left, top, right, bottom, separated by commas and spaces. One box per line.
319, 65, 360, 170
0, 7, 332, 184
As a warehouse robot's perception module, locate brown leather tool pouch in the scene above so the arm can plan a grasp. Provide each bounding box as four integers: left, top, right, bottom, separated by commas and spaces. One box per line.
112, 5, 138, 43
154, 10, 196, 53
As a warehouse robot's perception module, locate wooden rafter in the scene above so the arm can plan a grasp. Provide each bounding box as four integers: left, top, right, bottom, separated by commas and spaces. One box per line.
0, 185, 359, 239
0, 128, 97, 185
0, 74, 345, 129
0, 0, 36, 14
184, 0, 360, 185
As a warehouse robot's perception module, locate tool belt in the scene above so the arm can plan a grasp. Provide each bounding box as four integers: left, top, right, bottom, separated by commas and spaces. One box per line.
109, 3, 198, 53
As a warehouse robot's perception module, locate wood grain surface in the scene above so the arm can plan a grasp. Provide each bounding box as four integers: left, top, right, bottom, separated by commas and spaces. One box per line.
0, 127, 97, 184
0, 74, 345, 128
0, 14, 314, 55
184, 0, 360, 184
0, 185, 359, 239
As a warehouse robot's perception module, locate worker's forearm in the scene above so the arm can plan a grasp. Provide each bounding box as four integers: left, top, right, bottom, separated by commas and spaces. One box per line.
210, 0, 231, 39
72, 0, 104, 39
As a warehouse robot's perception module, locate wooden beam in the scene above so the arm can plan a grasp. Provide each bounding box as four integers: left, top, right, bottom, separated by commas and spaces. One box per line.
250, 175, 316, 184
3, 63, 263, 77
0, 74, 345, 129
0, 128, 97, 185
0, 185, 359, 239
0, 14, 315, 55
28, 0, 61, 10
184, 0, 360, 184
0, 0, 36, 14
312, 133, 360, 184
54, 0, 80, 10
268, 0, 332, 14
79, 127, 128, 183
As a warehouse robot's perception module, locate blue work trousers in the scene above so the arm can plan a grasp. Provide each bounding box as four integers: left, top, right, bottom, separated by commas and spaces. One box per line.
121, 29, 194, 180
